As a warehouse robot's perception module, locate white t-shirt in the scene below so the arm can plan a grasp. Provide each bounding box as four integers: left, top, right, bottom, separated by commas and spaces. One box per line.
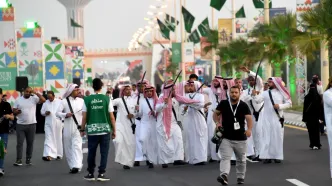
317, 85, 323, 95
13, 95, 39, 125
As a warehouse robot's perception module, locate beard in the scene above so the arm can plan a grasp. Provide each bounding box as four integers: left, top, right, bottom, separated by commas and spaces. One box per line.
214, 84, 221, 88
269, 86, 275, 90
24, 95, 30, 99
230, 97, 239, 102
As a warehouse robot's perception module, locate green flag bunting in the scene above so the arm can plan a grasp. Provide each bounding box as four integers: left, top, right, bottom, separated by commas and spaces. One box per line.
165, 14, 179, 32
253, 0, 272, 9
236, 6, 246, 18
70, 18, 83, 28
189, 29, 200, 44
157, 19, 170, 40
210, 0, 227, 11
165, 14, 179, 25
172, 43, 182, 64
198, 17, 210, 37
182, 6, 195, 33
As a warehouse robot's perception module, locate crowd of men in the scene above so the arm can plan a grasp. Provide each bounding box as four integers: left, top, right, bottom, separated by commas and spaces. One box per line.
0, 67, 332, 185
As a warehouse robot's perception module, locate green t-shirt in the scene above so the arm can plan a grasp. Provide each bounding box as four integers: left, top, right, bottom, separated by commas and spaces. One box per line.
84, 94, 112, 135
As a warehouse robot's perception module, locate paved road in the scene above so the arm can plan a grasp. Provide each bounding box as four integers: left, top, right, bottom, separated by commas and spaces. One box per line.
0, 126, 331, 186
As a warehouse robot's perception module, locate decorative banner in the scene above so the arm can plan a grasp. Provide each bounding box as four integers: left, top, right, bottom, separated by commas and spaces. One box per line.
200, 37, 212, 60
270, 7, 287, 21
185, 62, 195, 74
235, 18, 248, 34
44, 43, 66, 97
218, 19, 233, 44
16, 27, 44, 88
151, 43, 170, 87
171, 42, 181, 64
0, 6, 18, 105
67, 46, 84, 85
86, 68, 92, 86
183, 42, 194, 63
296, 0, 320, 32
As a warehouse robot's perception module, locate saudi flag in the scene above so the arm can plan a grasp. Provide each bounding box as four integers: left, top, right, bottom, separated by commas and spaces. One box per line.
198, 17, 210, 37
172, 43, 182, 64
157, 19, 170, 40
236, 6, 246, 18
210, 0, 227, 11
182, 6, 195, 33
165, 14, 179, 32
189, 30, 200, 44
253, 0, 272, 9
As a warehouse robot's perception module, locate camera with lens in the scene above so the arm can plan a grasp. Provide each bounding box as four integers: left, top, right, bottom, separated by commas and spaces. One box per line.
211, 126, 224, 144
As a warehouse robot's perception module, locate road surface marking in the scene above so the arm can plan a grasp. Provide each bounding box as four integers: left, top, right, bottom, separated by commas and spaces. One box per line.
83, 148, 88, 153
285, 124, 307, 131
286, 179, 310, 186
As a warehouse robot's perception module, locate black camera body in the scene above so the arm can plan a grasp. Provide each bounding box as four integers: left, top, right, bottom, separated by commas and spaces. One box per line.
211, 126, 224, 144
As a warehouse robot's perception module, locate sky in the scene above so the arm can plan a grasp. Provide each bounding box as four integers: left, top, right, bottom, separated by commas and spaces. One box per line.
10, 0, 297, 49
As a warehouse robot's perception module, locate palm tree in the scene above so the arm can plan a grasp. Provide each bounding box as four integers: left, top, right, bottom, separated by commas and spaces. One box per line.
249, 12, 302, 104
294, 0, 332, 89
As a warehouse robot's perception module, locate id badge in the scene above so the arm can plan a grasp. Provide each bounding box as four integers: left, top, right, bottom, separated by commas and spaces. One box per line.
234, 122, 240, 130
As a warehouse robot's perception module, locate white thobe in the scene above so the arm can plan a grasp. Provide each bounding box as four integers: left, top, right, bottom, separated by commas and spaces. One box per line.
155, 98, 184, 164
56, 97, 84, 170
253, 89, 291, 160
183, 93, 208, 164
133, 93, 146, 161
41, 99, 63, 158
323, 88, 332, 178
202, 87, 221, 161
136, 97, 158, 164
112, 96, 137, 167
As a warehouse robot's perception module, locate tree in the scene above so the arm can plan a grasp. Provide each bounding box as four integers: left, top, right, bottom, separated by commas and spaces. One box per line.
294, 0, 332, 89
249, 12, 302, 104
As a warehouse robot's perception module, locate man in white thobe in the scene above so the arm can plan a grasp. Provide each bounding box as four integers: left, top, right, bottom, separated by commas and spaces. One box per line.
323, 78, 332, 178
41, 91, 63, 161
112, 85, 137, 169
156, 81, 198, 168
136, 86, 158, 168
183, 80, 208, 165
202, 76, 226, 162
252, 77, 292, 163
133, 80, 148, 166
56, 84, 84, 173
239, 67, 264, 161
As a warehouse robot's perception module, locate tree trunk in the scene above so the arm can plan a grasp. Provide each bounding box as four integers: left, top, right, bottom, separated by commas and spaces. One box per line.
273, 62, 282, 77
288, 59, 297, 105
321, 40, 329, 89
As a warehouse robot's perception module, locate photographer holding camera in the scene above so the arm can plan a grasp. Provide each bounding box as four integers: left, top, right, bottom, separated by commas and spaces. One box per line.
213, 86, 253, 185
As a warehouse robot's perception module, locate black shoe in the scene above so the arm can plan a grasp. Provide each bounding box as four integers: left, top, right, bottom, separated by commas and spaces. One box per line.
274, 159, 281, 163
69, 168, 79, 174
217, 174, 228, 185
56, 156, 62, 160
0, 169, 4, 177
97, 174, 110, 181
237, 178, 244, 184
231, 160, 236, 165
263, 159, 272, 164
252, 156, 262, 162
162, 164, 168, 168
173, 160, 187, 165
42, 156, 52, 161
26, 159, 32, 165
83, 173, 95, 181
123, 165, 130, 170
134, 161, 140, 167
146, 160, 150, 166
209, 158, 217, 163
194, 162, 206, 166
13, 159, 23, 166
148, 163, 154, 169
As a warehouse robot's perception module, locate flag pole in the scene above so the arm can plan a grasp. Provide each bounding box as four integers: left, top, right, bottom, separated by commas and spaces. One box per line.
174, 0, 177, 42
231, 0, 236, 77
263, 0, 271, 79
180, 0, 186, 81
211, 7, 216, 77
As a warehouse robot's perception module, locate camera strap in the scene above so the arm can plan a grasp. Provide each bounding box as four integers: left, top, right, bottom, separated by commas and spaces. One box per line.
228, 100, 240, 122
66, 97, 80, 129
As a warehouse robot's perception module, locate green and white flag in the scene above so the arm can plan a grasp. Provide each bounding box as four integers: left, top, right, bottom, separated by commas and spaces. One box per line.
189, 29, 200, 44
157, 19, 170, 40
171, 43, 182, 64
182, 6, 195, 33
198, 17, 210, 37
253, 0, 272, 9
70, 18, 83, 28
210, 0, 227, 11
236, 6, 246, 18
165, 14, 179, 32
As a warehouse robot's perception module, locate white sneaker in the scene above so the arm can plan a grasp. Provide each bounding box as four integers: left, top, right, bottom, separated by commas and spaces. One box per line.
0, 169, 4, 177
313, 146, 319, 150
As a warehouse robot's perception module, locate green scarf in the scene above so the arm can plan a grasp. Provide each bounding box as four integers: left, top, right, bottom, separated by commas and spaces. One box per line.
0, 139, 4, 159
